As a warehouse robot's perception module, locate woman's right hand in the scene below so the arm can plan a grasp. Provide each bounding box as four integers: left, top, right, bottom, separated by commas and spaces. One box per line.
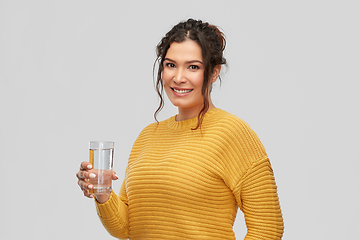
76, 161, 119, 203
76, 161, 95, 198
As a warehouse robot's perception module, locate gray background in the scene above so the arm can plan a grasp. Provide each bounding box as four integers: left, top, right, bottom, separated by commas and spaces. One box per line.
1, 0, 359, 239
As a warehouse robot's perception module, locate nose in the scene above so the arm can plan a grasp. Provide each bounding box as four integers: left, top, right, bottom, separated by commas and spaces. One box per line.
174, 69, 187, 84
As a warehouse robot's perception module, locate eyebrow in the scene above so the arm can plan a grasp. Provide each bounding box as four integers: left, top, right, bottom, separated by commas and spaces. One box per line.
164, 58, 204, 65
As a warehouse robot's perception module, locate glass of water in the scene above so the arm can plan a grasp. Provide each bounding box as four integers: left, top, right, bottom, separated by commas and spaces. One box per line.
88, 141, 114, 196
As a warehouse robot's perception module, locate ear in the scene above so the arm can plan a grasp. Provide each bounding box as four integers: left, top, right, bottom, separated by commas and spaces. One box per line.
211, 65, 221, 83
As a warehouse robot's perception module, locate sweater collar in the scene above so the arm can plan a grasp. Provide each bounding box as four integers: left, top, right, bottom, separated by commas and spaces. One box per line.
167, 108, 221, 131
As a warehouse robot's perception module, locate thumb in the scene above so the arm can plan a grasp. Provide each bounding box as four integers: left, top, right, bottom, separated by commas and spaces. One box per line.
112, 171, 119, 180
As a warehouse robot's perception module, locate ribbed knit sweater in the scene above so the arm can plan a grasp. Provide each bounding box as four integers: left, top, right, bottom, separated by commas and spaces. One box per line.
95, 108, 284, 239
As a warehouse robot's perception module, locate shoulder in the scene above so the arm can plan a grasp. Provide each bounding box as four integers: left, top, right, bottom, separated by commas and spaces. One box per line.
135, 117, 171, 139
209, 109, 267, 158
209, 109, 253, 134
136, 122, 158, 139
130, 122, 159, 155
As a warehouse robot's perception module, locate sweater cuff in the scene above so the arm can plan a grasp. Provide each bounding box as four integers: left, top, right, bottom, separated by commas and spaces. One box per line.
95, 190, 121, 219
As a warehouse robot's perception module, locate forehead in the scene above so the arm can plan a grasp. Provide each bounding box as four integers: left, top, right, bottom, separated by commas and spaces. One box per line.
165, 40, 203, 61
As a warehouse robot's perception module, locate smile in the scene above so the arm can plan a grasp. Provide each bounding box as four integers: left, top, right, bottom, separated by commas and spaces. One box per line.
171, 88, 193, 94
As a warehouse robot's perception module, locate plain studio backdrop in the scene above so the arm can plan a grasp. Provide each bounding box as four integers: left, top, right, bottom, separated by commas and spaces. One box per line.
0, 1, 359, 239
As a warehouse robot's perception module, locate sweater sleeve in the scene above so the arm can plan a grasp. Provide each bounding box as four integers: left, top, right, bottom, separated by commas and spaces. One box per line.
233, 158, 284, 239
218, 114, 284, 239
95, 179, 129, 239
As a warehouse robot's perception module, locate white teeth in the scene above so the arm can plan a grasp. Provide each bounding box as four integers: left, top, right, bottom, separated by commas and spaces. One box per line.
173, 88, 192, 93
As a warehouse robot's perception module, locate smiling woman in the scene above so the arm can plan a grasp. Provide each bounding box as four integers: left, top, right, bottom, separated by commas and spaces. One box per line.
76, 18, 284, 240
154, 19, 226, 129
162, 40, 217, 121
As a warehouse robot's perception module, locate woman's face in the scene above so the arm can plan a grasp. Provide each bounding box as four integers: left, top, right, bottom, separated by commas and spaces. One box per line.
162, 40, 207, 117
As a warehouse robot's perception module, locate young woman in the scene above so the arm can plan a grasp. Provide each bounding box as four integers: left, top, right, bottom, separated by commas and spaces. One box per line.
77, 19, 284, 239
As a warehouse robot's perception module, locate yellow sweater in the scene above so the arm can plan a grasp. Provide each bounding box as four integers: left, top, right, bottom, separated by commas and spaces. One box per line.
95, 108, 284, 239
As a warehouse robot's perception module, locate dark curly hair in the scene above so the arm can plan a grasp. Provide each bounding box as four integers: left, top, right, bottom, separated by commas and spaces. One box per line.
153, 18, 227, 130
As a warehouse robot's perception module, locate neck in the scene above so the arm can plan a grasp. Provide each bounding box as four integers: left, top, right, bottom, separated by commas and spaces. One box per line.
176, 102, 215, 121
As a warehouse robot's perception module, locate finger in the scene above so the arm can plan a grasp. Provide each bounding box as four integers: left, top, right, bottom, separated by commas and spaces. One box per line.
78, 179, 94, 191
80, 162, 92, 171
82, 181, 94, 198
76, 171, 86, 180
82, 188, 94, 198
112, 171, 119, 180
76, 170, 96, 180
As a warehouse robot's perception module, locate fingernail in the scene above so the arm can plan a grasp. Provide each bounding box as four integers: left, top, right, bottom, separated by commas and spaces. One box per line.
89, 173, 96, 178
88, 185, 93, 189
90, 194, 94, 198
87, 164, 92, 169
115, 174, 119, 179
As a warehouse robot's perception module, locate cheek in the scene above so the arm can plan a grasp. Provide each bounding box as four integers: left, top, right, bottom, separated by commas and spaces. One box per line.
193, 74, 205, 88
162, 69, 172, 86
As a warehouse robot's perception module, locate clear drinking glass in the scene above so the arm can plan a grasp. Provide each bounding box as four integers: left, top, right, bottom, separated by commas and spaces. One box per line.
88, 141, 114, 196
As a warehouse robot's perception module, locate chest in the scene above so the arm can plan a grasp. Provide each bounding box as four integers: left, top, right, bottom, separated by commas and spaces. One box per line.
125, 132, 232, 203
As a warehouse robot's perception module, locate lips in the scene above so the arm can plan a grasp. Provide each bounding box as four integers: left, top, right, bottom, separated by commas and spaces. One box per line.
171, 87, 193, 94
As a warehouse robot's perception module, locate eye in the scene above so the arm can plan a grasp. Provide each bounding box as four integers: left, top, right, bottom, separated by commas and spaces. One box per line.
189, 65, 200, 70
165, 62, 176, 68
